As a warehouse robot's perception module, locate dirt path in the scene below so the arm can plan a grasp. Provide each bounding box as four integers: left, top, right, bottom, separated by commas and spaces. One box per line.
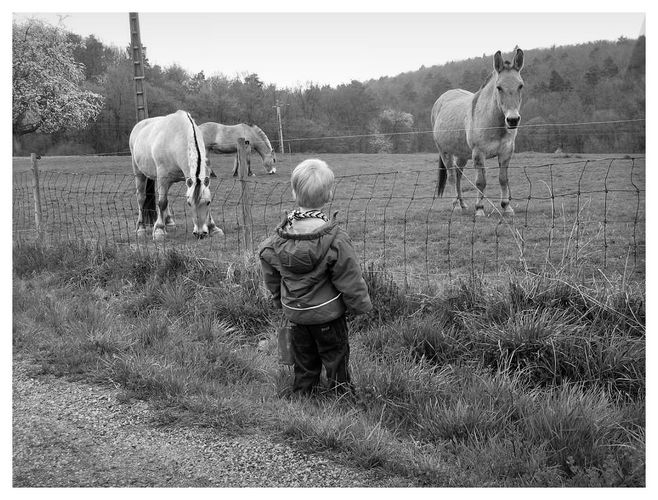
12, 358, 414, 487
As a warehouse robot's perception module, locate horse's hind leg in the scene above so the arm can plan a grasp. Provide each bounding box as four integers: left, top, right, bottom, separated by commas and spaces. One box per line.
152, 178, 171, 241
134, 172, 148, 237
454, 157, 468, 211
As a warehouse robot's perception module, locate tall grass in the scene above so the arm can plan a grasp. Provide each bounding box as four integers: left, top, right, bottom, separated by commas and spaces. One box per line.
12, 240, 645, 486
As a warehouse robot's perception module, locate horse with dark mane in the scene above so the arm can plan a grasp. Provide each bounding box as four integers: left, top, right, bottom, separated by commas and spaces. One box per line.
199, 122, 277, 176
431, 47, 525, 216
129, 110, 223, 240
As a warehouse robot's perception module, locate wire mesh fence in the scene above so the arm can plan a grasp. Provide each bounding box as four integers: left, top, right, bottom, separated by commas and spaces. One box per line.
13, 153, 645, 289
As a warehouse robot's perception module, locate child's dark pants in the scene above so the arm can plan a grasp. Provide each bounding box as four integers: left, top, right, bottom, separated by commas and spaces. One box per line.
290, 315, 353, 395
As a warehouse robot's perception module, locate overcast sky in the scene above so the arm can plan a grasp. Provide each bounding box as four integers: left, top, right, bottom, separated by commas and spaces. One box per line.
12, 9, 646, 88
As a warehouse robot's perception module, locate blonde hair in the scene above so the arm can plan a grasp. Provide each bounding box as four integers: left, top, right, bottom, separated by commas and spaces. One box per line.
291, 159, 334, 209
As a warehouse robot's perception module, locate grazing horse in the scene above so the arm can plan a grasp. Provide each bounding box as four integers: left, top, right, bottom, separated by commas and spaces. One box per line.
431, 47, 525, 216
129, 110, 223, 240
198, 122, 277, 176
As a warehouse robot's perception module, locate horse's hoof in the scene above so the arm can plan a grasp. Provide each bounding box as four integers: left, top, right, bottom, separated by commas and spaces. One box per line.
137, 228, 148, 237
503, 207, 515, 216
153, 228, 166, 241
166, 221, 176, 229
209, 226, 224, 237
474, 209, 486, 217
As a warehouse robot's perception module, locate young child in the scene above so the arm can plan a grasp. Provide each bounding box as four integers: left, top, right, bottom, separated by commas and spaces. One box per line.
259, 159, 372, 396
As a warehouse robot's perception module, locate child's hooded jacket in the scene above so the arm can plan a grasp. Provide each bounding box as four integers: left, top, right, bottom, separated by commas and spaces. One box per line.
259, 212, 372, 325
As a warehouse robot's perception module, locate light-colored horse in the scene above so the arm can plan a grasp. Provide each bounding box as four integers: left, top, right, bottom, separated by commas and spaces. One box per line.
129, 110, 223, 240
431, 47, 525, 216
198, 122, 277, 176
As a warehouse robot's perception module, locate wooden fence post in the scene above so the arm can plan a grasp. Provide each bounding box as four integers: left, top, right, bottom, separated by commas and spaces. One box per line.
31, 153, 43, 241
236, 138, 253, 253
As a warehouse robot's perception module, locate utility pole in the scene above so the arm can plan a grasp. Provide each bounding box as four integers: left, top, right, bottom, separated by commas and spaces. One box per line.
129, 13, 148, 122
273, 99, 285, 155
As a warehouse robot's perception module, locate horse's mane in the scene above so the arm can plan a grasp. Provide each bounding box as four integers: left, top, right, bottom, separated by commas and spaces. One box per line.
478, 72, 495, 91
249, 124, 272, 151
186, 112, 203, 202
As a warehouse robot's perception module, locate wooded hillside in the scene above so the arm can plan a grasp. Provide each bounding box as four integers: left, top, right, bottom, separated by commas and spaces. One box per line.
14, 25, 645, 156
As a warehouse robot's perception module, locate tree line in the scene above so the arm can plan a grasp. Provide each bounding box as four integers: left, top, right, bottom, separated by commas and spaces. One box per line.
13, 18, 645, 157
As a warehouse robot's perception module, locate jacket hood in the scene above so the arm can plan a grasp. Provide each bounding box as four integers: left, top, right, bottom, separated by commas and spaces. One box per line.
271, 212, 340, 275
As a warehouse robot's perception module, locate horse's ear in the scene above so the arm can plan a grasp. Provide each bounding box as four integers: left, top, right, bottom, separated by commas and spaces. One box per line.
513, 48, 524, 71
493, 51, 504, 73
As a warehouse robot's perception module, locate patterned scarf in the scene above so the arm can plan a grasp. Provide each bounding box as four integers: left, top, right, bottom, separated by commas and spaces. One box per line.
286, 209, 329, 229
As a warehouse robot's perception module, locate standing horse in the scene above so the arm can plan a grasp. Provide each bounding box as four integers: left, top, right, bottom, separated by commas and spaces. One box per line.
129, 110, 223, 240
198, 122, 277, 176
431, 47, 525, 216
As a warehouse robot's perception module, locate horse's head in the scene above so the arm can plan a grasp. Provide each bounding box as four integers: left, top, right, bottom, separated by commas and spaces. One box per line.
263, 151, 277, 174
250, 125, 277, 174
186, 176, 212, 239
493, 47, 524, 130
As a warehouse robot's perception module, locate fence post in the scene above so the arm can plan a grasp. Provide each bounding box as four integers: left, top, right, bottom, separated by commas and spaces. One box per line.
236, 138, 253, 253
31, 153, 43, 242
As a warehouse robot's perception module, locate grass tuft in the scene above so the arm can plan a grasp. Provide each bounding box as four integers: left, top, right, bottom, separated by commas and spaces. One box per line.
12, 240, 645, 486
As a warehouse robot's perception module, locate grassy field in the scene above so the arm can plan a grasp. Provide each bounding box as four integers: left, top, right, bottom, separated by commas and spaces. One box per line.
12, 151, 646, 487
13, 151, 645, 286
12, 240, 645, 486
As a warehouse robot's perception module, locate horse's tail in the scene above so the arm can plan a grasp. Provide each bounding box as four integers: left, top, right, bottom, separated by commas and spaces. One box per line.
437, 156, 447, 197
143, 178, 157, 225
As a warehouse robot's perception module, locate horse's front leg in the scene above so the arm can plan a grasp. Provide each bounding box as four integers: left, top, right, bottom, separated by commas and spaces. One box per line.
232, 153, 254, 176
153, 180, 170, 241
165, 205, 176, 228
498, 154, 514, 216
473, 151, 487, 217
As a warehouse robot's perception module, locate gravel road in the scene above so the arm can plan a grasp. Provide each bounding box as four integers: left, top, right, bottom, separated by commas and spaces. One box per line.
12, 358, 415, 487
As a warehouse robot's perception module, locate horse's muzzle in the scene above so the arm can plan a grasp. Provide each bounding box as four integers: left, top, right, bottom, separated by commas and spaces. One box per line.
505, 116, 520, 129
193, 231, 209, 240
